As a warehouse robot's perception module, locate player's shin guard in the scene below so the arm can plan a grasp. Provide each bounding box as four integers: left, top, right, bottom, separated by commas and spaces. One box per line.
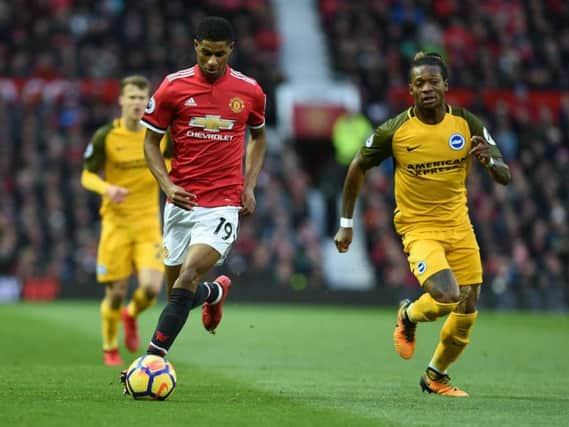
430, 311, 478, 373
127, 287, 156, 317
406, 293, 458, 322
147, 288, 194, 356
100, 299, 121, 350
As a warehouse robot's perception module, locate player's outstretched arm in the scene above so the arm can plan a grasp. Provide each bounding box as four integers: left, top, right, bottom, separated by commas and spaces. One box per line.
334, 152, 368, 253
144, 128, 197, 210
241, 126, 267, 216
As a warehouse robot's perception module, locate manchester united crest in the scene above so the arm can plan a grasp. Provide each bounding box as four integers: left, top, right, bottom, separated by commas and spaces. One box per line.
229, 97, 245, 113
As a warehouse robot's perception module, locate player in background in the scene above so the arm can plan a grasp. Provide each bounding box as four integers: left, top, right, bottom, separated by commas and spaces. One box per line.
334, 52, 511, 396
140, 16, 266, 358
82, 75, 170, 366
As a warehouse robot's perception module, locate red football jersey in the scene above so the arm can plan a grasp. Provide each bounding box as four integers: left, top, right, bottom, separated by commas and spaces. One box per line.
141, 65, 266, 207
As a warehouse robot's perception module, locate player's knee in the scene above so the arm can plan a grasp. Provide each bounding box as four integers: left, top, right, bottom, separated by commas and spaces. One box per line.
424, 270, 460, 304
140, 286, 159, 300
455, 285, 480, 313
107, 291, 125, 309
431, 288, 460, 304
105, 281, 128, 308
456, 298, 478, 314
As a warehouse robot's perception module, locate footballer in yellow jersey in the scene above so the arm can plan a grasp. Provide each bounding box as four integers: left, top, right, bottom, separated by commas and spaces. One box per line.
335, 52, 511, 397
360, 105, 502, 235
83, 118, 169, 220
81, 75, 171, 366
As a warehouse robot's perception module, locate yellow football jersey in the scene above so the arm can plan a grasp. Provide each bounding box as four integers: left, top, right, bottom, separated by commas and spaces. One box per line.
83, 118, 171, 219
360, 105, 503, 234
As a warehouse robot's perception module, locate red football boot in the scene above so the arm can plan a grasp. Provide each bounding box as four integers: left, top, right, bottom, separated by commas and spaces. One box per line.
202, 275, 232, 334
103, 348, 123, 366
121, 307, 140, 352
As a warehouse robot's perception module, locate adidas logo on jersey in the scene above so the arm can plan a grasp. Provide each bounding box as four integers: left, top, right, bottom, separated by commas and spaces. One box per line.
184, 97, 197, 107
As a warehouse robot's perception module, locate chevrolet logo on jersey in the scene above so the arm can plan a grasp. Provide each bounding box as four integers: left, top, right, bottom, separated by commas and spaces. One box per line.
190, 115, 235, 132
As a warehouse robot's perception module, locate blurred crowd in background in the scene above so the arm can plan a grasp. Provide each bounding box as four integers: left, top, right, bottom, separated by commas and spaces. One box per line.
0, 0, 567, 311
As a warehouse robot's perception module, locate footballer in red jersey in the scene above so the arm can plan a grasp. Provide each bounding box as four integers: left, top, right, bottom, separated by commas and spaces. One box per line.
141, 63, 265, 207
141, 16, 267, 359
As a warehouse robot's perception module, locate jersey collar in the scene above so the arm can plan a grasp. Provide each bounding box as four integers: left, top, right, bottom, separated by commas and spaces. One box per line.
194, 64, 231, 85
409, 104, 451, 118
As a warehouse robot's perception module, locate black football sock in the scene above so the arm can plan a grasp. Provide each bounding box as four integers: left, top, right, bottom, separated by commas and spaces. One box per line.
147, 288, 194, 356
190, 283, 209, 309
189, 282, 222, 309
403, 308, 415, 325
206, 281, 222, 304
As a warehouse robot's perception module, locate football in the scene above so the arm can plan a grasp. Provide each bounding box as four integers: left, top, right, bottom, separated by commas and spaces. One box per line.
122, 355, 177, 400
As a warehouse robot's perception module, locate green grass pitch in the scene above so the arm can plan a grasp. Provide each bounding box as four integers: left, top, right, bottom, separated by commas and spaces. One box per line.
1, 302, 568, 426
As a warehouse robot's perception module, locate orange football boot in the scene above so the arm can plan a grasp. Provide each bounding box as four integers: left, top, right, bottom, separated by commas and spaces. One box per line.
393, 299, 417, 359
420, 368, 469, 397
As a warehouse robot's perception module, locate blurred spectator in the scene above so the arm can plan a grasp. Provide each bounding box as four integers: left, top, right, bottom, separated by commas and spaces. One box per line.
0, 0, 283, 123
319, 0, 569, 95
332, 110, 373, 166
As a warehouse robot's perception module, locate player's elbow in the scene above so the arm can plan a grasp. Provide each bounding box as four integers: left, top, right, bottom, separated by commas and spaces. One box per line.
350, 153, 370, 176
498, 165, 512, 185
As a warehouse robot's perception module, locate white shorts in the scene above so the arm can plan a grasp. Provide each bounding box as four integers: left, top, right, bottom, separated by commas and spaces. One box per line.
162, 203, 240, 267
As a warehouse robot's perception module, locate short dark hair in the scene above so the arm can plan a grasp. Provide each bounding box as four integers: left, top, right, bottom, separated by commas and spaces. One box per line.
195, 16, 235, 42
409, 52, 448, 80
120, 75, 149, 93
